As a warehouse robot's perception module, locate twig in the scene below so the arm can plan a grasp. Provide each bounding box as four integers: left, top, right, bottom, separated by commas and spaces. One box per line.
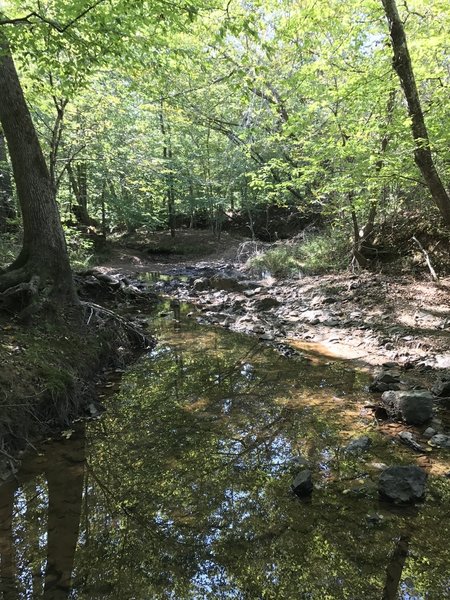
412, 236, 440, 283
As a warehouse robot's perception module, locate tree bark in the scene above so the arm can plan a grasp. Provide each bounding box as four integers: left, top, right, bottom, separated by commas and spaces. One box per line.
0, 129, 15, 231
0, 35, 76, 303
67, 161, 97, 227
159, 100, 176, 238
381, 0, 450, 227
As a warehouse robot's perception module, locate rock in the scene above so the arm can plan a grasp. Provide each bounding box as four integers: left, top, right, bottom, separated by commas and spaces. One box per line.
381, 390, 434, 425
210, 275, 245, 292
423, 427, 436, 439
253, 295, 280, 311
431, 379, 450, 397
378, 466, 427, 504
428, 434, 450, 448
291, 470, 313, 497
344, 436, 372, 454
193, 277, 210, 291
369, 370, 401, 392
398, 431, 424, 452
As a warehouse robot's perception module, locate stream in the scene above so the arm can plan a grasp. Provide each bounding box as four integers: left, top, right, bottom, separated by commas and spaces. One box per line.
1, 302, 450, 599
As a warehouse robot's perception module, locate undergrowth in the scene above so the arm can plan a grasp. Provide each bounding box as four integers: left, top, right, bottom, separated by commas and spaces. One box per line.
247, 229, 351, 277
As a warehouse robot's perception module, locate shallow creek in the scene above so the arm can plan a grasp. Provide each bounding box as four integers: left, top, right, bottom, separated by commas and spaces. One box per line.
1, 303, 450, 599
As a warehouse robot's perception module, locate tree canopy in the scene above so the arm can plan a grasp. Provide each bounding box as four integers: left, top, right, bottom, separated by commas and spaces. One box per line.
1, 0, 450, 296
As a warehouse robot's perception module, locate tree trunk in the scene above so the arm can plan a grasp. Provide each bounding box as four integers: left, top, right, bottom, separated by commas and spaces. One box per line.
381, 0, 450, 227
67, 161, 97, 227
159, 100, 176, 238
0, 129, 16, 231
0, 36, 76, 304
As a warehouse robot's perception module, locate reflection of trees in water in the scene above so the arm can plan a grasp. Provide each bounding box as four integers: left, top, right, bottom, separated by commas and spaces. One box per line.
382, 534, 411, 600
0, 425, 86, 600
1, 323, 450, 598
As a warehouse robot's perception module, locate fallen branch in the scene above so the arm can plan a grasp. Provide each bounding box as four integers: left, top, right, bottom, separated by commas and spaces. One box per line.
80, 301, 153, 349
412, 236, 439, 283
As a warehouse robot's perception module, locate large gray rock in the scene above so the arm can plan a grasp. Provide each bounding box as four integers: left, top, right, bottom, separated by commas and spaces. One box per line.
192, 277, 210, 291
428, 434, 450, 448
253, 295, 280, 311
369, 370, 401, 392
378, 466, 427, 504
431, 379, 450, 397
381, 390, 433, 425
210, 275, 245, 292
291, 470, 313, 497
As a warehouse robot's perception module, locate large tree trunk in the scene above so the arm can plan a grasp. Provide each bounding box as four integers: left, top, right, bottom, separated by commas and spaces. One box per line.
0, 129, 15, 231
0, 36, 77, 305
381, 0, 450, 227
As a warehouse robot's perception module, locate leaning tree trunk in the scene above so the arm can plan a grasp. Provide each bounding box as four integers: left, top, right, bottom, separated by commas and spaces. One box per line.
0, 36, 76, 305
381, 0, 450, 228
0, 129, 15, 231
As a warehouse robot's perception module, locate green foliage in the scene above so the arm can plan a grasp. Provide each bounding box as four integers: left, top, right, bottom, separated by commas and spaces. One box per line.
248, 246, 302, 278
248, 228, 351, 277
63, 225, 95, 270
295, 229, 352, 274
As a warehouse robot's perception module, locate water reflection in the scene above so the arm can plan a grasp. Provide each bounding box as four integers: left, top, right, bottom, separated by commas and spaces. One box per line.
1, 309, 450, 599
0, 425, 85, 600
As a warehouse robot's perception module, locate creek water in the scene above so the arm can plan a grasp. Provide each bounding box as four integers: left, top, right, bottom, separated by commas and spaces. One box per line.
1, 303, 450, 599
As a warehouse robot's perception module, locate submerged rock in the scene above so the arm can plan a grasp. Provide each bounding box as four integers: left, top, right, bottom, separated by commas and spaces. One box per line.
381, 390, 433, 425
378, 466, 427, 504
344, 436, 372, 454
291, 470, 313, 497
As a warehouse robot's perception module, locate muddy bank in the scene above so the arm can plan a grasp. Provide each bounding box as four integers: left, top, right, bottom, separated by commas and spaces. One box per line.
0, 274, 156, 479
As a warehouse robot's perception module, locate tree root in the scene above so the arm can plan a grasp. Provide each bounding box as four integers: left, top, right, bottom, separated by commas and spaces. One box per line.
0, 272, 42, 316
80, 301, 153, 349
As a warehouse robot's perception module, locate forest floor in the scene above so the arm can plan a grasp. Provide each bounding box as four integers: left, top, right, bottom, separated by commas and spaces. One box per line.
98, 229, 450, 373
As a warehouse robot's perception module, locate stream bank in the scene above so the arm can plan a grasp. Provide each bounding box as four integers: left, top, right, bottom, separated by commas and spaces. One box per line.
0, 276, 156, 479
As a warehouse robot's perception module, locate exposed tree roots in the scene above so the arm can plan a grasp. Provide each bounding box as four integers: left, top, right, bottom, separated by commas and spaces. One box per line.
81, 300, 152, 349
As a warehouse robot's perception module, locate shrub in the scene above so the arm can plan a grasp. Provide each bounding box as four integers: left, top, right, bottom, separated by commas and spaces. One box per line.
247, 228, 351, 277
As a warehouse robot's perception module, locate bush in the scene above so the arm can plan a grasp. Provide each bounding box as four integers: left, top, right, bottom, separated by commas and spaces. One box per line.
295, 229, 351, 274
247, 228, 351, 277
248, 246, 301, 278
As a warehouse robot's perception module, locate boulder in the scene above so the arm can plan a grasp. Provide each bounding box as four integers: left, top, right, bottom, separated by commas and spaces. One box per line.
369, 370, 401, 393
378, 466, 427, 504
428, 434, 450, 448
431, 379, 450, 397
423, 427, 436, 439
192, 277, 210, 291
254, 295, 280, 311
344, 436, 372, 454
291, 470, 313, 497
381, 390, 433, 425
210, 275, 245, 292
